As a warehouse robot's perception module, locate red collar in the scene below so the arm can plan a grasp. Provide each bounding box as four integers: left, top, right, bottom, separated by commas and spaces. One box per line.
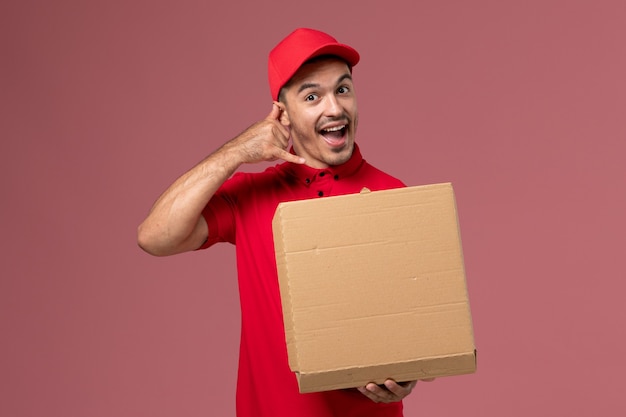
280, 144, 364, 185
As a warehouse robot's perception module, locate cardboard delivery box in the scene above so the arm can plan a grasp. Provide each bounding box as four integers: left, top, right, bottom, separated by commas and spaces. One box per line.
272, 183, 476, 393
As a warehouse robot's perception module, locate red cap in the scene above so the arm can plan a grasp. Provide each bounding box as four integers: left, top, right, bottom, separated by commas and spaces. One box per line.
268, 28, 360, 101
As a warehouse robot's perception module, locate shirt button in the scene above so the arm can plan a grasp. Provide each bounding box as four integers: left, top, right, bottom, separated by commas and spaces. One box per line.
319, 172, 326, 177
334, 175, 339, 180
305, 178, 311, 184
318, 191, 324, 197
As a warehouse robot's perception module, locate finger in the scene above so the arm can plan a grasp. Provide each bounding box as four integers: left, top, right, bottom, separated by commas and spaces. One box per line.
357, 385, 384, 403
357, 386, 374, 401
271, 122, 291, 146
276, 149, 305, 164
365, 383, 396, 403
384, 380, 412, 397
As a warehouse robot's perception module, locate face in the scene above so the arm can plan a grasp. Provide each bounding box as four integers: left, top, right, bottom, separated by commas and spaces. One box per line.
279, 58, 358, 168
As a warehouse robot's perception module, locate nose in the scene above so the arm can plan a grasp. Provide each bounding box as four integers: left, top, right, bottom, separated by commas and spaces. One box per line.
323, 94, 342, 117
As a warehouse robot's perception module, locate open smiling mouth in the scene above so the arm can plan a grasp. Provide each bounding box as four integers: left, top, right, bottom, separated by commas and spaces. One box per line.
320, 125, 347, 147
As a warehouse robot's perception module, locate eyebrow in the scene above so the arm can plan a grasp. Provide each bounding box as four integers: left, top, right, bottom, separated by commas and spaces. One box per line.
296, 73, 353, 94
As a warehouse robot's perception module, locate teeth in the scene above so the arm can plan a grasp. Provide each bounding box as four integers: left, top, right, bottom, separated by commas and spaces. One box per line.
322, 125, 345, 132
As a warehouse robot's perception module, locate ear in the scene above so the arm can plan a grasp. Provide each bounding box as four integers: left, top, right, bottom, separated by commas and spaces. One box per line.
276, 102, 290, 126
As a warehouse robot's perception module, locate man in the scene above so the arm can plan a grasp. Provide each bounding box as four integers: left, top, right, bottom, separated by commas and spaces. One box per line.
138, 28, 430, 416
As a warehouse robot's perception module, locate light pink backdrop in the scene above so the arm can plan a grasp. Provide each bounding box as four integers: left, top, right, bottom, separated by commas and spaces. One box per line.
2, 1, 625, 416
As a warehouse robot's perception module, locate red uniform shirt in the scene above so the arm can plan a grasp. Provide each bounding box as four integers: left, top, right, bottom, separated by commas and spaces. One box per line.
200, 145, 406, 416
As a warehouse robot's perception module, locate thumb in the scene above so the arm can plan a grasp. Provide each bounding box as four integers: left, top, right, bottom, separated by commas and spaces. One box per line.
267, 102, 282, 121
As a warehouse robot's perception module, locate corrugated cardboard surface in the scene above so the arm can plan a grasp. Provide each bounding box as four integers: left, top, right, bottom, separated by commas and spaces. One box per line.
272, 183, 476, 393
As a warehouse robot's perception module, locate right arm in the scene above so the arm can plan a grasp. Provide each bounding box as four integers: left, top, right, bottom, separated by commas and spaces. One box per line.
137, 103, 304, 256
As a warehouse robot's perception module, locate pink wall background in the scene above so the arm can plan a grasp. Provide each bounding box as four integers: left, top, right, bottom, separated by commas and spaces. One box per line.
2, 1, 625, 416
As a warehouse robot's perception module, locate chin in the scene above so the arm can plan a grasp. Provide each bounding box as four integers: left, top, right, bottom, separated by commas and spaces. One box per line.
325, 144, 354, 166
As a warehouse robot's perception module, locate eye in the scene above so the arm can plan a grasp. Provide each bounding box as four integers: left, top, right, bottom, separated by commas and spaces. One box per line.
337, 86, 350, 94
305, 93, 317, 101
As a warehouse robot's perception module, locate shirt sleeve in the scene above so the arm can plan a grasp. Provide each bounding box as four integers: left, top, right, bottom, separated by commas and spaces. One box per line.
197, 174, 246, 249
